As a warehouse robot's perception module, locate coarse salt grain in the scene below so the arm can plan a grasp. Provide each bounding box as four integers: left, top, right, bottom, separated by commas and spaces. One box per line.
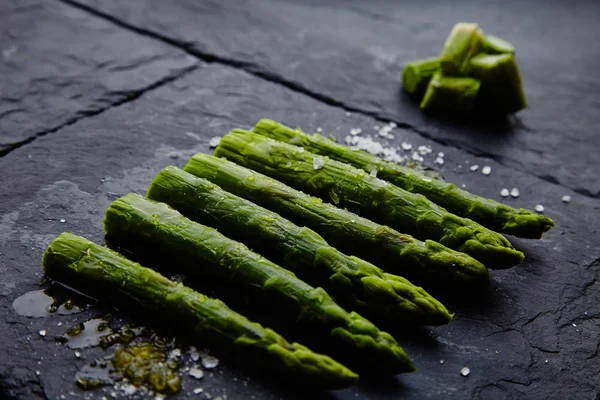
510, 188, 520, 198
500, 188, 510, 197
401, 142, 412, 151
39, 330, 46, 337
313, 157, 325, 170
316, 127, 322, 133
535, 204, 545, 213
434, 157, 444, 165
460, 367, 470, 376
470, 165, 479, 172
562, 195, 571, 203
208, 136, 221, 148
482, 166, 491, 175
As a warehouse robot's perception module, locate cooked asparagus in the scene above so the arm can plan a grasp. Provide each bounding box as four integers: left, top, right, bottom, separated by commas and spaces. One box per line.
470, 53, 527, 113
420, 72, 481, 112
252, 119, 553, 239
42, 233, 359, 389
103, 194, 415, 374
439, 22, 483, 76
183, 154, 489, 287
147, 166, 452, 326
402, 57, 440, 96
214, 131, 524, 268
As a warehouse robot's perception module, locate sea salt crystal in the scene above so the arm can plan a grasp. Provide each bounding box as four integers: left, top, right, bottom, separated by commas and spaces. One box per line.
561, 195, 571, 203
39, 330, 46, 337
481, 166, 492, 175
434, 157, 444, 165
313, 157, 325, 170
412, 152, 424, 162
460, 367, 470, 376
345, 112, 351, 117
350, 128, 362, 136
316, 127, 323, 133
438, 152, 445, 158
370, 168, 377, 177
189, 368, 204, 379
535, 204, 545, 213
201, 355, 219, 369
470, 165, 479, 172
440, 360, 444, 364
297, 147, 304, 153
208, 137, 221, 148
60, 219, 66, 223
500, 189, 510, 197
388, 121, 397, 128
401, 142, 413, 151
193, 388, 204, 394
510, 188, 520, 198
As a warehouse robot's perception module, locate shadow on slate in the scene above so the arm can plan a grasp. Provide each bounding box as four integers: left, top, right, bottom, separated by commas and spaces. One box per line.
45, 246, 339, 400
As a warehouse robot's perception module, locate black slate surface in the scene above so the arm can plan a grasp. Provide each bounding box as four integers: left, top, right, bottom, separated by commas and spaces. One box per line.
1, 1, 599, 399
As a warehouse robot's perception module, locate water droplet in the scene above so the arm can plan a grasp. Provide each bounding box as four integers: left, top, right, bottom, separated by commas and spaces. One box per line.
247, 175, 255, 182
460, 367, 470, 376
561, 195, 571, 203
500, 188, 510, 197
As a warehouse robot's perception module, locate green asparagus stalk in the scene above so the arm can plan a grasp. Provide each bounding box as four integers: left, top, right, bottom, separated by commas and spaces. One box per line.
147, 166, 452, 326
420, 72, 481, 113
439, 22, 483, 75
252, 119, 554, 239
402, 57, 440, 96
43, 233, 359, 389
184, 154, 489, 287
482, 35, 516, 55
470, 53, 527, 113
103, 194, 415, 374
214, 131, 524, 269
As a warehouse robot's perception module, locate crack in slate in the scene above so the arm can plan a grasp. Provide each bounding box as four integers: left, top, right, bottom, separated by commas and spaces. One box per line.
58, 0, 600, 199
0, 65, 199, 158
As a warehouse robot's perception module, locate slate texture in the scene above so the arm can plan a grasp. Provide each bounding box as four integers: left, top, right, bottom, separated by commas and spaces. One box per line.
1, 1, 599, 400
72, 0, 600, 197
0, 0, 197, 155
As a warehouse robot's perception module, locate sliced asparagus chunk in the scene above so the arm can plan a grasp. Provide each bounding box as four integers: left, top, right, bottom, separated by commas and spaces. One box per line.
147, 166, 452, 326
43, 233, 359, 389
420, 72, 481, 113
103, 194, 416, 374
439, 22, 483, 75
402, 57, 440, 96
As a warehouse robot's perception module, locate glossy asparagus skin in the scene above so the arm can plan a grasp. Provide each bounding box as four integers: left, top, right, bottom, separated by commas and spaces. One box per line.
214, 131, 524, 268
439, 22, 483, 76
103, 194, 415, 374
252, 119, 554, 239
147, 166, 452, 326
420, 72, 481, 113
184, 154, 489, 287
482, 35, 516, 55
402, 57, 440, 96
470, 53, 527, 114
42, 233, 359, 389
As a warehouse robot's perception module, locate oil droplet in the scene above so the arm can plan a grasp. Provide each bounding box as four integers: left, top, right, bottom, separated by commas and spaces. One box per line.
56, 315, 136, 349
12, 287, 85, 318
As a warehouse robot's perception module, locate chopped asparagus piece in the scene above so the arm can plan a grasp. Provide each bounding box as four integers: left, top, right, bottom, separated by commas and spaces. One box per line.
43, 233, 359, 389
471, 53, 527, 113
482, 35, 516, 54
439, 22, 483, 75
420, 72, 481, 113
402, 57, 440, 96
147, 166, 452, 326
253, 119, 553, 238
184, 154, 489, 287
104, 194, 415, 374
214, 131, 524, 269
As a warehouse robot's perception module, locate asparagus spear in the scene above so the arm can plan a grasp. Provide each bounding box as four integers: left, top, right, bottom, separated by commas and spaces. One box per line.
43, 233, 359, 389
214, 131, 524, 269
184, 154, 489, 287
104, 194, 415, 374
482, 35, 516, 55
420, 72, 481, 113
402, 57, 440, 96
439, 22, 483, 76
471, 53, 527, 113
147, 166, 452, 326
252, 119, 554, 239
